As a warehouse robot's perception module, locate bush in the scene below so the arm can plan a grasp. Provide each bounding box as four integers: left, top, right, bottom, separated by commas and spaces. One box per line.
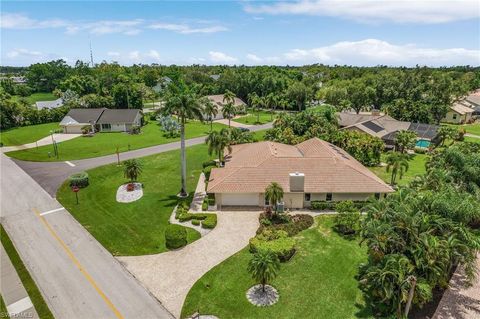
202, 160, 217, 169
202, 199, 208, 211
256, 213, 313, 236
203, 166, 213, 180
165, 224, 187, 249
69, 172, 89, 188
334, 200, 361, 235
130, 125, 141, 135
192, 220, 200, 226
310, 201, 335, 210
201, 214, 217, 229
249, 230, 296, 262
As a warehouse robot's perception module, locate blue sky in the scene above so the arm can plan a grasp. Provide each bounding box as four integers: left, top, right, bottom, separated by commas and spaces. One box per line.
1, 0, 479, 66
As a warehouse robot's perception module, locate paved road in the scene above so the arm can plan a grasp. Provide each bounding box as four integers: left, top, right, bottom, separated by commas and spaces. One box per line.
0, 154, 174, 319
13, 123, 272, 197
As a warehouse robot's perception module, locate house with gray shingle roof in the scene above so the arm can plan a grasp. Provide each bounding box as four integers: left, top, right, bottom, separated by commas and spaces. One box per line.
36, 98, 64, 110
60, 108, 141, 134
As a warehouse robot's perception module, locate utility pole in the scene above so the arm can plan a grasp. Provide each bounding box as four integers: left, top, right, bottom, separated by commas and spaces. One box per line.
89, 40, 94, 67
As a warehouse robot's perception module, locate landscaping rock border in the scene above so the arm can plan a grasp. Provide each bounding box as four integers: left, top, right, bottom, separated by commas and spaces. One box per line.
246, 284, 279, 307
116, 183, 143, 203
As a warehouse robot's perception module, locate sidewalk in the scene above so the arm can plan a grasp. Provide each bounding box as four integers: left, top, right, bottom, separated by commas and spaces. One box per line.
1, 133, 81, 153
0, 244, 39, 319
189, 172, 206, 212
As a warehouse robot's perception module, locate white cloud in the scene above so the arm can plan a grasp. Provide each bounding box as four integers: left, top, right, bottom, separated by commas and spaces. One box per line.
208, 51, 238, 64
146, 50, 161, 61
7, 48, 42, 58
246, 53, 263, 63
149, 22, 228, 34
244, 0, 479, 24
279, 39, 480, 66
66, 19, 143, 36
107, 51, 121, 57
1, 13, 69, 29
105, 50, 163, 64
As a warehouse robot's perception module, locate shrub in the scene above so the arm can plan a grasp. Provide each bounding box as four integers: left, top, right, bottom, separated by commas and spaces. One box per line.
165, 224, 187, 249
334, 201, 361, 235
201, 214, 217, 229
158, 115, 180, 137
249, 230, 296, 262
81, 125, 91, 135
202, 200, 208, 211
256, 214, 313, 236
310, 201, 335, 210
202, 160, 217, 169
192, 220, 200, 226
69, 172, 89, 188
203, 166, 213, 180
130, 125, 141, 135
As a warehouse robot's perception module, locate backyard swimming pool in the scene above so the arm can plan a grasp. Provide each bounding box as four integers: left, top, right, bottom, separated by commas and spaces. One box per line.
416, 139, 431, 148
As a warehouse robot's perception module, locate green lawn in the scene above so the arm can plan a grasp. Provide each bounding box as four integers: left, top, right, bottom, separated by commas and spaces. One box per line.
0, 225, 54, 319
1, 122, 60, 146
12, 92, 57, 105
465, 136, 480, 143
234, 109, 276, 125
6, 121, 225, 162
182, 216, 370, 319
56, 144, 213, 256
464, 124, 480, 136
0, 294, 8, 318
252, 129, 268, 141
369, 153, 428, 186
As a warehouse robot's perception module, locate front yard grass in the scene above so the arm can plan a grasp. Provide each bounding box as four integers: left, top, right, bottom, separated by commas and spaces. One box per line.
369, 152, 427, 186
234, 109, 276, 125
6, 121, 225, 162
0, 225, 54, 319
182, 216, 370, 319
56, 144, 213, 256
0, 122, 60, 146
12, 92, 57, 105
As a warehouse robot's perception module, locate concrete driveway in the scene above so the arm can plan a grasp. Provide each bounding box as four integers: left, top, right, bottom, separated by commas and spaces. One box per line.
117, 211, 260, 318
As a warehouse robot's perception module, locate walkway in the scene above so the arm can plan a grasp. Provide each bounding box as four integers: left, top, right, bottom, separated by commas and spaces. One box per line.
1, 133, 81, 153
213, 118, 253, 128
118, 211, 259, 318
12, 123, 273, 197
1, 154, 174, 319
190, 172, 206, 212
0, 244, 39, 319
433, 253, 480, 319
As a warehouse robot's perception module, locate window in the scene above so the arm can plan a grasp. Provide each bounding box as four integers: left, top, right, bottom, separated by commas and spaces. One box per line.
326, 193, 332, 201
264, 196, 270, 206
101, 123, 111, 130
375, 193, 380, 199
452, 114, 457, 120
304, 193, 311, 201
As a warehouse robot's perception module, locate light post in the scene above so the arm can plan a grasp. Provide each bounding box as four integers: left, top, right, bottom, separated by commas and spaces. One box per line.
72, 186, 80, 204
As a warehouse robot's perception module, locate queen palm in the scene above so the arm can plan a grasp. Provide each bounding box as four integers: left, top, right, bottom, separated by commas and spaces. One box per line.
265, 182, 284, 213
202, 97, 218, 131
123, 159, 142, 183
247, 250, 280, 293
386, 152, 410, 185
163, 84, 204, 197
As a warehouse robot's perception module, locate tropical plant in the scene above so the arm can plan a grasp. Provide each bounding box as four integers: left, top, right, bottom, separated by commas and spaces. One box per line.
265, 182, 284, 213
247, 250, 281, 292
205, 128, 232, 164
202, 97, 218, 131
163, 83, 204, 197
123, 159, 142, 183
437, 125, 458, 146
222, 102, 236, 127
385, 152, 410, 185
265, 93, 277, 121
395, 130, 417, 153
158, 115, 180, 137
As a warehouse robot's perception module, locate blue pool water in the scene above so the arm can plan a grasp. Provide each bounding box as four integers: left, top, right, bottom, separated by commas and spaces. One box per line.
416, 139, 431, 148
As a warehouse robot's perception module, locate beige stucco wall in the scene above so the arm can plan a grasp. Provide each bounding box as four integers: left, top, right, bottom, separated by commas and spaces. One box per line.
442, 111, 472, 124
62, 125, 84, 134
283, 193, 304, 209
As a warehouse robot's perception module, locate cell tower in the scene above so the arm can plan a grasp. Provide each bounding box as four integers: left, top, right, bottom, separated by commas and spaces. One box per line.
89, 41, 94, 67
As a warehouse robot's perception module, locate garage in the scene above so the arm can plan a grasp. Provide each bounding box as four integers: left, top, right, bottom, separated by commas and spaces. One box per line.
221, 193, 259, 206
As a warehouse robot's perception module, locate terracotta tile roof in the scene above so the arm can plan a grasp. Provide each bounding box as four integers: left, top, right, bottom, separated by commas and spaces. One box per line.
207, 138, 393, 194
206, 95, 246, 108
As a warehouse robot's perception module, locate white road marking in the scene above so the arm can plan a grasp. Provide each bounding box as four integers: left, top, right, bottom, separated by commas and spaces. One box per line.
39, 207, 64, 216
7, 297, 33, 315
65, 161, 75, 167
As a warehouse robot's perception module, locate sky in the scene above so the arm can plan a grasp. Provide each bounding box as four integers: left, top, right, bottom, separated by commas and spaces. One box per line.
1, 0, 479, 67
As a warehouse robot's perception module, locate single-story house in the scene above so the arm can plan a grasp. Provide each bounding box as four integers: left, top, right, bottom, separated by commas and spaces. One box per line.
60, 108, 141, 134
209, 74, 221, 81
153, 76, 173, 93
204, 94, 247, 120
442, 102, 474, 124
36, 98, 64, 110
207, 138, 393, 210
339, 112, 440, 149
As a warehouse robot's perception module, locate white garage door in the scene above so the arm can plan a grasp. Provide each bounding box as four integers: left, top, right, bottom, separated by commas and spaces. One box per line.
222, 193, 259, 206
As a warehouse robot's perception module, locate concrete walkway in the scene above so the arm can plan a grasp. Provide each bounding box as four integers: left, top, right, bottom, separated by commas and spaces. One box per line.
1, 154, 174, 319
118, 211, 259, 318
0, 244, 39, 319
190, 172, 206, 212
213, 118, 253, 128
1, 133, 81, 153
433, 253, 480, 319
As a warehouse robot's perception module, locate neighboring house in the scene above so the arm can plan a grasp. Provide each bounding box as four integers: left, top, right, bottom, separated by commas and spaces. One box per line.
442, 102, 474, 124
60, 108, 141, 134
36, 98, 63, 110
209, 74, 221, 81
338, 112, 440, 149
207, 138, 393, 209
464, 93, 480, 117
204, 94, 247, 120
152, 76, 173, 93
0, 76, 26, 84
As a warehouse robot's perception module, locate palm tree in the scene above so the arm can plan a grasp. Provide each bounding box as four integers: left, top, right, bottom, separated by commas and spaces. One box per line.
265, 182, 284, 213
222, 102, 236, 127
223, 89, 236, 106
386, 152, 410, 185
202, 97, 218, 131
123, 159, 142, 183
163, 84, 204, 197
205, 129, 232, 164
265, 93, 277, 121
247, 250, 280, 293
250, 95, 263, 124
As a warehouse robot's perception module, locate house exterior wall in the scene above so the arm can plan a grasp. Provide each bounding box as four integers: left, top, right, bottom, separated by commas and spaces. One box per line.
283, 193, 304, 209
62, 125, 84, 134
442, 111, 472, 124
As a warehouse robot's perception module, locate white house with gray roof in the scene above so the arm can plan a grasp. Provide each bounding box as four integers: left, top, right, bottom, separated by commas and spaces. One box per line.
36, 98, 63, 110
60, 108, 141, 134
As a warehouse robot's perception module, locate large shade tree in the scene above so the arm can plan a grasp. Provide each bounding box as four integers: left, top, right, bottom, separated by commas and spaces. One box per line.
163, 83, 204, 197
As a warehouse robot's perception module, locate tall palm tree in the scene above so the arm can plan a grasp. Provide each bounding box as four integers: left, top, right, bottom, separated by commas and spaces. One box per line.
223, 89, 236, 106
123, 159, 142, 183
222, 102, 236, 127
265, 182, 284, 213
386, 152, 410, 185
265, 93, 277, 121
163, 84, 204, 197
202, 97, 218, 131
247, 250, 280, 293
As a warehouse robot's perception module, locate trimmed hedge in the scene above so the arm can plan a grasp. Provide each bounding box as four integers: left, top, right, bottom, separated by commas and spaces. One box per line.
192, 220, 200, 226
249, 229, 296, 262
69, 172, 89, 188
202, 160, 217, 168
257, 213, 313, 236
310, 200, 367, 211
175, 204, 217, 229
201, 214, 217, 229
165, 224, 187, 249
